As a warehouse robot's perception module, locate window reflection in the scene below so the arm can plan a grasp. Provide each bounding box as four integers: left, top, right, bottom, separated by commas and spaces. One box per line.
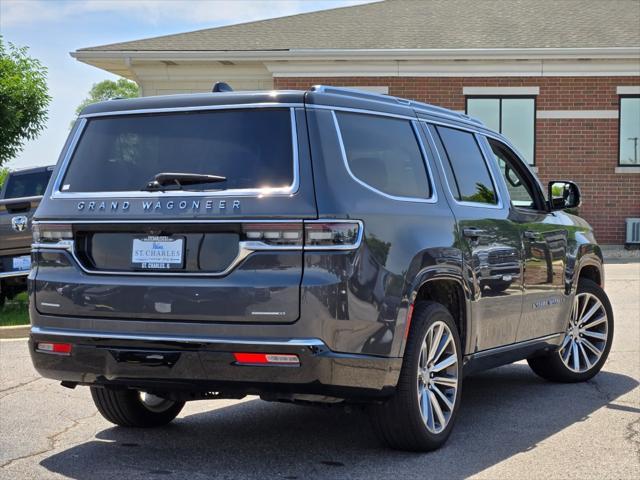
620, 96, 640, 166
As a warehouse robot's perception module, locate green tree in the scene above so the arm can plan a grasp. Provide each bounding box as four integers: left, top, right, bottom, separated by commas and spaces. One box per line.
0, 37, 51, 166
75, 79, 139, 117
0, 166, 8, 188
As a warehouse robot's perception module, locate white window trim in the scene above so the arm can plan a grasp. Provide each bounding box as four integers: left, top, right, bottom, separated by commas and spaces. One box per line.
615, 167, 640, 174
537, 110, 618, 119
617, 86, 640, 95
462, 87, 539, 96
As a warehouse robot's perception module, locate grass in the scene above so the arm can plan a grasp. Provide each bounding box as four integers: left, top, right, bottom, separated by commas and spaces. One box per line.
0, 291, 30, 326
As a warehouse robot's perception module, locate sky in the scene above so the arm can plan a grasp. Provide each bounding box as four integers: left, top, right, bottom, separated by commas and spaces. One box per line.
0, 0, 372, 169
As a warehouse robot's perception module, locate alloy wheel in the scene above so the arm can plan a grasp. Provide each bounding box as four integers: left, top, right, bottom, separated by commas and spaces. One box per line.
417, 320, 459, 434
559, 292, 609, 373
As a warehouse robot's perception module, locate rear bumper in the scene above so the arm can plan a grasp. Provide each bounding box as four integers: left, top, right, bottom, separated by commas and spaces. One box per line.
29, 327, 401, 400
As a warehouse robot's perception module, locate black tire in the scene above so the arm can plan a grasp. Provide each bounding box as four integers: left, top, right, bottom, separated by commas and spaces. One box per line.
527, 278, 614, 383
369, 301, 463, 451
90, 387, 185, 427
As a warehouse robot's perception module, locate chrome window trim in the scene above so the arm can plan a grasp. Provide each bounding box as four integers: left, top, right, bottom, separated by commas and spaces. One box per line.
422, 122, 505, 210
481, 131, 542, 183
331, 110, 437, 204
477, 134, 548, 212
78, 102, 305, 118
51, 107, 300, 199
30, 326, 326, 347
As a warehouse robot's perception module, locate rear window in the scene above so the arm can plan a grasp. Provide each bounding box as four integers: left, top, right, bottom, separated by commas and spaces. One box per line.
60, 109, 294, 193
3, 170, 52, 199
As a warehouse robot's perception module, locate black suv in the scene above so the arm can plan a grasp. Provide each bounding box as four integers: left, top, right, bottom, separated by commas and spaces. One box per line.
28, 86, 613, 451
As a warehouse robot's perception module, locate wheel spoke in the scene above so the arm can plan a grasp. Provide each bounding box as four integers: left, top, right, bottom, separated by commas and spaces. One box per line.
431, 333, 451, 365
579, 301, 602, 325
578, 295, 590, 322
582, 338, 603, 356
433, 354, 457, 373
561, 340, 572, 362
578, 343, 592, 369
419, 342, 428, 369
419, 386, 429, 423
582, 315, 606, 331
432, 385, 454, 412
560, 334, 571, 350
425, 389, 434, 430
582, 330, 607, 341
429, 390, 446, 428
572, 341, 580, 371
427, 324, 444, 363
433, 375, 458, 388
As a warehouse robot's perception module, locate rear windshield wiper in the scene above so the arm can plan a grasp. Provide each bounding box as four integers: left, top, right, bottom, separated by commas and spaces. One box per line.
143, 172, 227, 191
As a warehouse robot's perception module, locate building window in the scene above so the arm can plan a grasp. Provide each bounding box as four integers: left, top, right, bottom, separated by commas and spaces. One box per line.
466, 97, 536, 165
619, 96, 640, 166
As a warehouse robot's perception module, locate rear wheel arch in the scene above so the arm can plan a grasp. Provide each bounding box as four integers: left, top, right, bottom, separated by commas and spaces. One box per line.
578, 263, 602, 288
403, 277, 468, 357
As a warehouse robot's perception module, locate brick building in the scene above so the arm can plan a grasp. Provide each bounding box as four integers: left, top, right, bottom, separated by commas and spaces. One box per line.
72, 0, 640, 244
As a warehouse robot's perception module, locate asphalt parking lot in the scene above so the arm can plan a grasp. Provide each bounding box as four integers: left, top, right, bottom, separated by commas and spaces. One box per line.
1, 262, 638, 480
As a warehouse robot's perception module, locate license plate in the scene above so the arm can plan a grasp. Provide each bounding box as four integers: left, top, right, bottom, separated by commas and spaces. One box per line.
12, 255, 31, 271
131, 236, 184, 270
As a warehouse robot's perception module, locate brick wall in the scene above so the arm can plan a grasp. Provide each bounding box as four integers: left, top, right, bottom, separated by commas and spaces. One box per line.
275, 76, 640, 244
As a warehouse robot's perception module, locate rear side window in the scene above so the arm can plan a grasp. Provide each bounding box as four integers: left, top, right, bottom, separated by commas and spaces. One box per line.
60, 109, 294, 193
434, 126, 498, 205
3, 170, 52, 199
336, 112, 431, 199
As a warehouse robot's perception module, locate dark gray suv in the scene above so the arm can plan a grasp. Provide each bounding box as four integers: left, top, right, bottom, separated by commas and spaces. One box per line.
28, 86, 613, 451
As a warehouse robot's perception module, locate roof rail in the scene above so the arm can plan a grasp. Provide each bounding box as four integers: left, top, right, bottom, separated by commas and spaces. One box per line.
309, 85, 484, 126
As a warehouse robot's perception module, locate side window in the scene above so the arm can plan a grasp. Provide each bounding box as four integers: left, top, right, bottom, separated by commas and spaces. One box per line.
336, 112, 432, 199
488, 139, 538, 210
434, 126, 498, 205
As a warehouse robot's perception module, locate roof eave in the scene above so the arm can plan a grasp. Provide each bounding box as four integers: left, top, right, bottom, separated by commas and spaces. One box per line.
71, 47, 640, 63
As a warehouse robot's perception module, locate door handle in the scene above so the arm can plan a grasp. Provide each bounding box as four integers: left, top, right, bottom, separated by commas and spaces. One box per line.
523, 230, 538, 240
462, 227, 488, 239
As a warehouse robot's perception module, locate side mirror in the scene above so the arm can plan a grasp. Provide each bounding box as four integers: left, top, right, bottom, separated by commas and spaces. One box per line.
548, 181, 581, 211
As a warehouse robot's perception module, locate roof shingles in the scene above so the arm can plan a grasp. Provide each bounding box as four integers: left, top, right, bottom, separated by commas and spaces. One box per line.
79, 0, 640, 52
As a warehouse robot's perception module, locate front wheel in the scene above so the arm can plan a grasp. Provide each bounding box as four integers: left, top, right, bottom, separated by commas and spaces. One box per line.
528, 278, 614, 382
369, 301, 462, 451
91, 387, 185, 427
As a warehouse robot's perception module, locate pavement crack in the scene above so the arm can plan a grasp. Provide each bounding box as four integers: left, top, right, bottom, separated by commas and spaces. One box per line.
625, 417, 640, 456
0, 377, 43, 397
0, 410, 99, 470
585, 378, 615, 402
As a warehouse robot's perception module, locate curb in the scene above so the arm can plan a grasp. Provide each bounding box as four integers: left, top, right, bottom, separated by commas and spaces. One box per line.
0, 325, 30, 340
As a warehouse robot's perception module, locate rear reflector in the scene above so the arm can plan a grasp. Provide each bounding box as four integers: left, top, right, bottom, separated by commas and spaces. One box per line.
36, 342, 72, 355
233, 352, 300, 365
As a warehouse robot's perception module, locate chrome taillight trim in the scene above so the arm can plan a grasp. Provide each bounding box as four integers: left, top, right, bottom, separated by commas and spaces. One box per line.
31, 219, 364, 277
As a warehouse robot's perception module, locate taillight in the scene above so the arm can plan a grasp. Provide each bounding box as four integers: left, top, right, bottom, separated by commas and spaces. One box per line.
304, 222, 361, 249
242, 223, 303, 246
36, 342, 72, 355
233, 352, 300, 366
32, 223, 73, 244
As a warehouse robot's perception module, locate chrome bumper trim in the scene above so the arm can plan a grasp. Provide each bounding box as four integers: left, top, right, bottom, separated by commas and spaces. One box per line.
30, 326, 326, 347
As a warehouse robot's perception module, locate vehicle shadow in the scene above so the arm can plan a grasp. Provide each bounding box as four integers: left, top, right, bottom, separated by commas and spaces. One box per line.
40, 364, 637, 480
